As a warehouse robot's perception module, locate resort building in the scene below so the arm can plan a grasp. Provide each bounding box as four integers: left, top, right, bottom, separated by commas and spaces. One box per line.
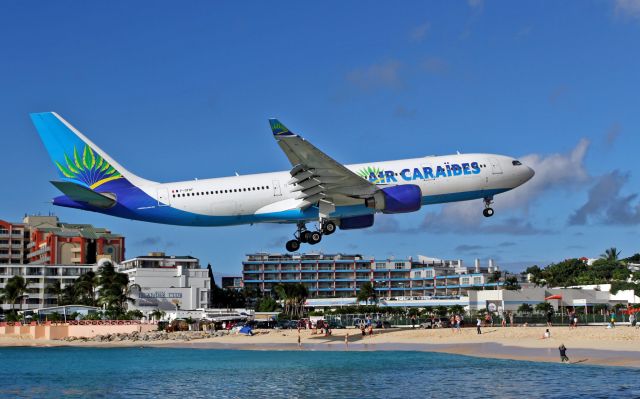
120, 253, 211, 313
242, 252, 503, 299
0, 219, 30, 265
119, 252, 199, 270
1, 214, 125, 266
0, 263, 98, 311
27, 220, 125, 265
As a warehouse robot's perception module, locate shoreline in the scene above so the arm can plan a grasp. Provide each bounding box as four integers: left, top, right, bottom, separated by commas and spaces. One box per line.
2, 326, 639, 368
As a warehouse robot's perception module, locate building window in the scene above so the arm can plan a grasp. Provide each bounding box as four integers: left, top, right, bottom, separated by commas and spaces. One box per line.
473, 277, 482, 285
425, 271, 433, 278
461, 277, 469, 285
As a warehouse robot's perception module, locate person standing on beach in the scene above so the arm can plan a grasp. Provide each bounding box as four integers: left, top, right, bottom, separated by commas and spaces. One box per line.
476, 318, 482, 334
546, 310, 553, 327
345, 332, 349, 346
509, 311, 514, 327
559, 344, 569, 363
297, 333, 301, 348
501, 312, 506, 328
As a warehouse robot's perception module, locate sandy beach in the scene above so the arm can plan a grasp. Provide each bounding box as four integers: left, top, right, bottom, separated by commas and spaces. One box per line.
2, 325, 639, 368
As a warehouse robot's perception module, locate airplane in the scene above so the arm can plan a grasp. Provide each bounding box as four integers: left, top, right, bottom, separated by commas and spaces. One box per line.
31, 112, 535, 252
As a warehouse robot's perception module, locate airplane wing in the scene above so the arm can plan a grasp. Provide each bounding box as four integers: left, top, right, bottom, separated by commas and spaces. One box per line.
269, 119, 377, 210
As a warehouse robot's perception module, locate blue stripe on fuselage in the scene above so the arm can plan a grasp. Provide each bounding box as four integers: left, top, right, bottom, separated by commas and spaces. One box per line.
52, 188, 510, 227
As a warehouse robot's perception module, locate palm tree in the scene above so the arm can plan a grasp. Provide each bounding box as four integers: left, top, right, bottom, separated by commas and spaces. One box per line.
149, 309, 166, 321
46, 280, 63, 305
0, 276, 30, 311
601, 247, 621, 262
97, 262, 131, 317
273, 283, 309, 318
74, 271, 99, 306
357, 282, 376, 305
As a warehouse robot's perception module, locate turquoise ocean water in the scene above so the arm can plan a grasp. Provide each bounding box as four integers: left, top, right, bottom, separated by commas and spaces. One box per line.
0, 347, 638, 398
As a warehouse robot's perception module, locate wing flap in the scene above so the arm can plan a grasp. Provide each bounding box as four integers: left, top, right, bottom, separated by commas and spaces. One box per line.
269, 119, 376, 210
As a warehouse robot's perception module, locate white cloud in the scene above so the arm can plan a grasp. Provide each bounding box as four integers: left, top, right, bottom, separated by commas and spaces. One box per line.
468, 0, 484, 9
615, 0, 640, 20
346, 60, 402, 91
420, 139, 590, 233
569, 170, 640, 225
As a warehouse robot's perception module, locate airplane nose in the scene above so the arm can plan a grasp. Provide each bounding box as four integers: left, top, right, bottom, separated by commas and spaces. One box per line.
524, 166, 535, 181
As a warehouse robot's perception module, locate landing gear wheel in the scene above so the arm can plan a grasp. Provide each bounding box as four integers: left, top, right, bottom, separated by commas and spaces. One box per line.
308, 231, 322, 245
322, 221, 336, 235
483, 208, 494, 218
286, 240, 301, 252
300, 230, 312, 243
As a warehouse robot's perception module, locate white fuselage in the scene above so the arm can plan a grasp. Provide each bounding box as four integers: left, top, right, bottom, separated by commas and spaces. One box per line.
132, 153, 533, 226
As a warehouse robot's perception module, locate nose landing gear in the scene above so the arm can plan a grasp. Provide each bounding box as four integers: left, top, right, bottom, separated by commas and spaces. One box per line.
483, 197, 494, 217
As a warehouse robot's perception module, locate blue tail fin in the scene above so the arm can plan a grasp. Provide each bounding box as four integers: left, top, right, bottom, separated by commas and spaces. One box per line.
30, 112, 154, 191
269, 119, 296, 137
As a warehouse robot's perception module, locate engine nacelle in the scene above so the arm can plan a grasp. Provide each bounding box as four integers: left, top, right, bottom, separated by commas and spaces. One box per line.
365, 184, 422, 214
339, 214, 375, 230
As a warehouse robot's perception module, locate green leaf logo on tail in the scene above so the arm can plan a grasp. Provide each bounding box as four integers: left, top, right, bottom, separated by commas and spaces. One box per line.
55, 144, 122, 189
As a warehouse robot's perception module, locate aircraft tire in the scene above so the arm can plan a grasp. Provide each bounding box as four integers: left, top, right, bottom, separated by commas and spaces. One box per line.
322, 221, 337, 235
300, 231, 312, 243
308, 231, 322, 245
483, 208, 494, 217
286, 240, 301, 252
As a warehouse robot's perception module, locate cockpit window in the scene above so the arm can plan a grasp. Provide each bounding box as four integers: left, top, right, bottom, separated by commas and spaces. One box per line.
512, 160, 522, 166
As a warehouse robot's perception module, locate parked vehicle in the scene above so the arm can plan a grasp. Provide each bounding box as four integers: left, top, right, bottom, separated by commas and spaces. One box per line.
421, 317, 451, 329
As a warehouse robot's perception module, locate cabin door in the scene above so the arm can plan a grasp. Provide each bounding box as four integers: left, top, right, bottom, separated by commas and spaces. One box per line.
272, 180, 282, 196
157, 188, 170, 206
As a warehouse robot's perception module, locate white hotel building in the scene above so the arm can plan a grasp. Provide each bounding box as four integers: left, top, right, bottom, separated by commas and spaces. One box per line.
119, 253, 211, 312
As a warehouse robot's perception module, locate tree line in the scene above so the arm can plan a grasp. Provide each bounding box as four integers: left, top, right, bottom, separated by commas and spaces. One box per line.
525, 247, 640, 295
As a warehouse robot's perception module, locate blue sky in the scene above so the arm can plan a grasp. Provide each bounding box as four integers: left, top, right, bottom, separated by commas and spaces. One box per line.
1, 1, 640, 275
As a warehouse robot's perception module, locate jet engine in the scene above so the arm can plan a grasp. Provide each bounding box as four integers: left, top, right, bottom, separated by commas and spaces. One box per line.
365, 184, 422, 214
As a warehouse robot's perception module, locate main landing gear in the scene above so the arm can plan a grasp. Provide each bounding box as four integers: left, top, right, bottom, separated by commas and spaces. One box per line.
483, 197, 495, 218
285, 220, 337, 252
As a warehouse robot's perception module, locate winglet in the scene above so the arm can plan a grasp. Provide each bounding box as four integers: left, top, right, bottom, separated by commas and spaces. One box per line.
269, 119, 296, 137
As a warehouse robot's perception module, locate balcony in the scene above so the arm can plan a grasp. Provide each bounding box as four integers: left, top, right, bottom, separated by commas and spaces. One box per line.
70, 247, 81, 253
27, 246, 50, 258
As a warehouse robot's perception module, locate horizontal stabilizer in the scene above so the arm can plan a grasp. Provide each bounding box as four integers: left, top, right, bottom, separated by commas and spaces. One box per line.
50, 181, 116, 208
